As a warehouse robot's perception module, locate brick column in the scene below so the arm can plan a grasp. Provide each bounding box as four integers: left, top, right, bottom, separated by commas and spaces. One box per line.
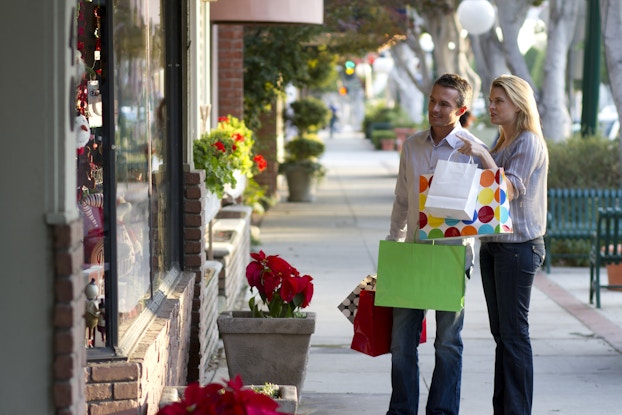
183, 167, 208, 382
217, 25, 244, 119
52, 219, 87, 415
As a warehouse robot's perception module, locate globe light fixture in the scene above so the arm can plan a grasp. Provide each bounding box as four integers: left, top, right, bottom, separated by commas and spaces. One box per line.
457, 0, 496, 36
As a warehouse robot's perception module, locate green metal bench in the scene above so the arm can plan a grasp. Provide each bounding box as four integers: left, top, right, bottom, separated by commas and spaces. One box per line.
589, 207, 622, 308
545, 188, 622, 273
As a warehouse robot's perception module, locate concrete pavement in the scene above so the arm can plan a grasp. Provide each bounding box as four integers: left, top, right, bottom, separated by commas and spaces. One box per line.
213, 131, 622, 414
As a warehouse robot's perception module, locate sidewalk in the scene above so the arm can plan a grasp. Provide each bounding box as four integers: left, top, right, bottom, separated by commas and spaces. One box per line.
222, 132, 622, 414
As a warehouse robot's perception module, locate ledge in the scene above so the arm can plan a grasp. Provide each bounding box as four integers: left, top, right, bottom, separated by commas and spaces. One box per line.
211, 0, 323, 25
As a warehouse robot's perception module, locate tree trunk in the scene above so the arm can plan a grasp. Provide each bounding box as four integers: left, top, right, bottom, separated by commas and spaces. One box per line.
494, 0, 535, 89
540, 0, 579, 141
600, 0, 622, 183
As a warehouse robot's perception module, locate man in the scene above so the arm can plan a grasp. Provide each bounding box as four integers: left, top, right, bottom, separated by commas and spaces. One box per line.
386, 73, 485, 415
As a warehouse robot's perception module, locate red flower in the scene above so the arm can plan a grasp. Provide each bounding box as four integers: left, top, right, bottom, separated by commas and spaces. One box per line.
213, 141, 226, 152
157, 376, 280, 415
218, 116, 230, 123
254, 154, 268, 172
245, 250, 314, 318
233, 132, 245, 142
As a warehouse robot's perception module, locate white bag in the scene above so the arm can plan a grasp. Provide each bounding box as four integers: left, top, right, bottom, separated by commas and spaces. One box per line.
424, 150, 481, 220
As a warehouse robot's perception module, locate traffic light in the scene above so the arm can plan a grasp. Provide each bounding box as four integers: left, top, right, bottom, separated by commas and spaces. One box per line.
344, 60, 356, 78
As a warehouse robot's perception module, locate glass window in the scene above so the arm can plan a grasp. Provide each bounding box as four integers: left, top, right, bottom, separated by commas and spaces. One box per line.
77, 0, 170, 351
112, 0, 168, 341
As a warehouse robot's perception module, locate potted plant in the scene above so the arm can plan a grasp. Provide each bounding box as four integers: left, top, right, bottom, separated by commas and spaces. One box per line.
285, 96, 331, 138
279, 98, 329, 202
217, 251, 316, 400
371, 129, 397, 151
279, 135, 326, 202
157, 375, 292, 415
193, 115, 267, 200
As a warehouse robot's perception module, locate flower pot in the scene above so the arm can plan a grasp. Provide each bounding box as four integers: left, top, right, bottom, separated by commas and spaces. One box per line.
249, 385, 298, 414
217, 311, 316, 401
606, 263, 622, 291
285, 165, 316, 202
380, 138, 396, 151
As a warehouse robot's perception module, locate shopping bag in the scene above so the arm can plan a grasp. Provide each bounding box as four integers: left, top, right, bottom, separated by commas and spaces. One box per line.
375, 240, 466, 311
338, 274, 376, 323
424, 152, 481, 220
350, 290, 427, 357
419, 168, 513, 240
351, 290, 393, 356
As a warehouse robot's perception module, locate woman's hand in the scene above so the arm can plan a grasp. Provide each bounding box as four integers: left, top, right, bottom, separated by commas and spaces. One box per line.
456, 134, 498, 170
456, 134, 515, 200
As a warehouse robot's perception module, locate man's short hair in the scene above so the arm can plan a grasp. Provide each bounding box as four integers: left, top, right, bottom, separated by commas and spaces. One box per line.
434, 73, 473, 108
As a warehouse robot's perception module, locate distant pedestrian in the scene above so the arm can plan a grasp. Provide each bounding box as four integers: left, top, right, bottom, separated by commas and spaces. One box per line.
329, 104, 338, 138
457, 74, 548, 415
459, 110, 476, 129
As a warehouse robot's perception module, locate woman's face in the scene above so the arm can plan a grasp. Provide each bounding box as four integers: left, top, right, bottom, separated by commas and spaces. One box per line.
488, 86, 518, 127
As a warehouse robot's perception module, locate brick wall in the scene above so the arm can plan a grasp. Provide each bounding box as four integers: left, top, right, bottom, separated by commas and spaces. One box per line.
184, 168, 211, 383
217, 24, 244, 119
53, 219, 87, 415
85, 272, 196, 415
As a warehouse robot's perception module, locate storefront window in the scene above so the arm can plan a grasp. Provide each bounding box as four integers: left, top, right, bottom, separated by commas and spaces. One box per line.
112, 0, 167, 339
77, 0, 169, 350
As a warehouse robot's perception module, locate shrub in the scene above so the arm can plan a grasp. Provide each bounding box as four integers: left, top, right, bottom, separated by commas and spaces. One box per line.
546, 134, 621, 266
547, 134, 621, 188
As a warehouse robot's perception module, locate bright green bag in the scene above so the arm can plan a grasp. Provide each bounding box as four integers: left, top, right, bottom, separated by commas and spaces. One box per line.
375, 240, 466, 311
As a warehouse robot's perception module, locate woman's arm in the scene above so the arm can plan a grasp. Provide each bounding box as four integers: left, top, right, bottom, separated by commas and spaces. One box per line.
456, 134, 516, 200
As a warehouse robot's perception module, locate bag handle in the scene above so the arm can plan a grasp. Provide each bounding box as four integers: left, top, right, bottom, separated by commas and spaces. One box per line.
448, 148, 474, 164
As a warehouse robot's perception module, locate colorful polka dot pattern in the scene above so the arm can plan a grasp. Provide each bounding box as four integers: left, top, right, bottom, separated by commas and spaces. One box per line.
419, 168, 513, 240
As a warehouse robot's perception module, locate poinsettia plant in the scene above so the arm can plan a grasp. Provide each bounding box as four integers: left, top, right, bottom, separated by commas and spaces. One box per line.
193, 115, 267, 198
246, 251, 314, 318
157, 375, 288, 415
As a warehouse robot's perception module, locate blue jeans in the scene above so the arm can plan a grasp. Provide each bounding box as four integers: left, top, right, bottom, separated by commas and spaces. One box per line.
479, 238, 545, 415
387, 306, 464, 415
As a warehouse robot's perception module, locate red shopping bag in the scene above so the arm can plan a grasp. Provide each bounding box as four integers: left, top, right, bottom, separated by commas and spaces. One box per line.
351, 290, 426, 357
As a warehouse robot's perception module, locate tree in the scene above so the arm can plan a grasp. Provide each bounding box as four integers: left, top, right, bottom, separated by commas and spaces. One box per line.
539, 0, 579, 141
600, 0, 622, 177
492, 0, 536, 88
389, 1, 483, 106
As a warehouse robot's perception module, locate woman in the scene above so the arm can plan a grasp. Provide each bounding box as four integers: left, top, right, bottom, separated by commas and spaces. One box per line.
458, 74, 548, 415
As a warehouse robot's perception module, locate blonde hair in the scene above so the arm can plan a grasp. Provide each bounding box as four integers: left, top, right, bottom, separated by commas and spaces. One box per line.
490, 75, 543, 153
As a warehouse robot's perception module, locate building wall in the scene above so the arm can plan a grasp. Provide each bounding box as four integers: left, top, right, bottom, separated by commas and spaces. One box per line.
0, 1, 78, 415
85, 272, 196, 415
217, 24, 245, 120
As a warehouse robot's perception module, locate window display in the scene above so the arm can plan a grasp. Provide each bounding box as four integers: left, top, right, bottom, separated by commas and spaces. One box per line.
76, 0, 169, 350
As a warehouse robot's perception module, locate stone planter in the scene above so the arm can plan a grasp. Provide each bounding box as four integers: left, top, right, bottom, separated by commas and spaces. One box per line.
284, 165, 317, 202
250, 384, 298, 414
159, 384, 298, 414
217, 311, 316, 400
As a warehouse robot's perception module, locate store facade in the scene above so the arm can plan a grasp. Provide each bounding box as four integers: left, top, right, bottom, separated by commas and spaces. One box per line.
0, 1, 322, 414
2, 1, 215, 414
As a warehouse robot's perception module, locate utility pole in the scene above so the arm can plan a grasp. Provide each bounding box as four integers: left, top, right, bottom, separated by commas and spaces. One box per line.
581, 0, 601, 137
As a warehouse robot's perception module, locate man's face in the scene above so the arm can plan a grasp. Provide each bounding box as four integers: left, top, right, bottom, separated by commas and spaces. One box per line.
427, 84, 465, 129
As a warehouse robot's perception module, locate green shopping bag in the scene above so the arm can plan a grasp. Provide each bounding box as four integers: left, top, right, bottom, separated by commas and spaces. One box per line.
375, 240, 466, 311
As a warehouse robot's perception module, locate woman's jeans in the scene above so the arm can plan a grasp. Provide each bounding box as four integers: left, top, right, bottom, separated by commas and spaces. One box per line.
387, 306, 464, 415
479, 238, 546, 415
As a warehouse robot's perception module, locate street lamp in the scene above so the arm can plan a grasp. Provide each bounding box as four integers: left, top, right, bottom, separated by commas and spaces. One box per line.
457, 0, 496, 36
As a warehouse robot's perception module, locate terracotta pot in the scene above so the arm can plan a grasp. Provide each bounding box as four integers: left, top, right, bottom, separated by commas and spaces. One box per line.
606, 263, 622, 291
380, 138, 396, 151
